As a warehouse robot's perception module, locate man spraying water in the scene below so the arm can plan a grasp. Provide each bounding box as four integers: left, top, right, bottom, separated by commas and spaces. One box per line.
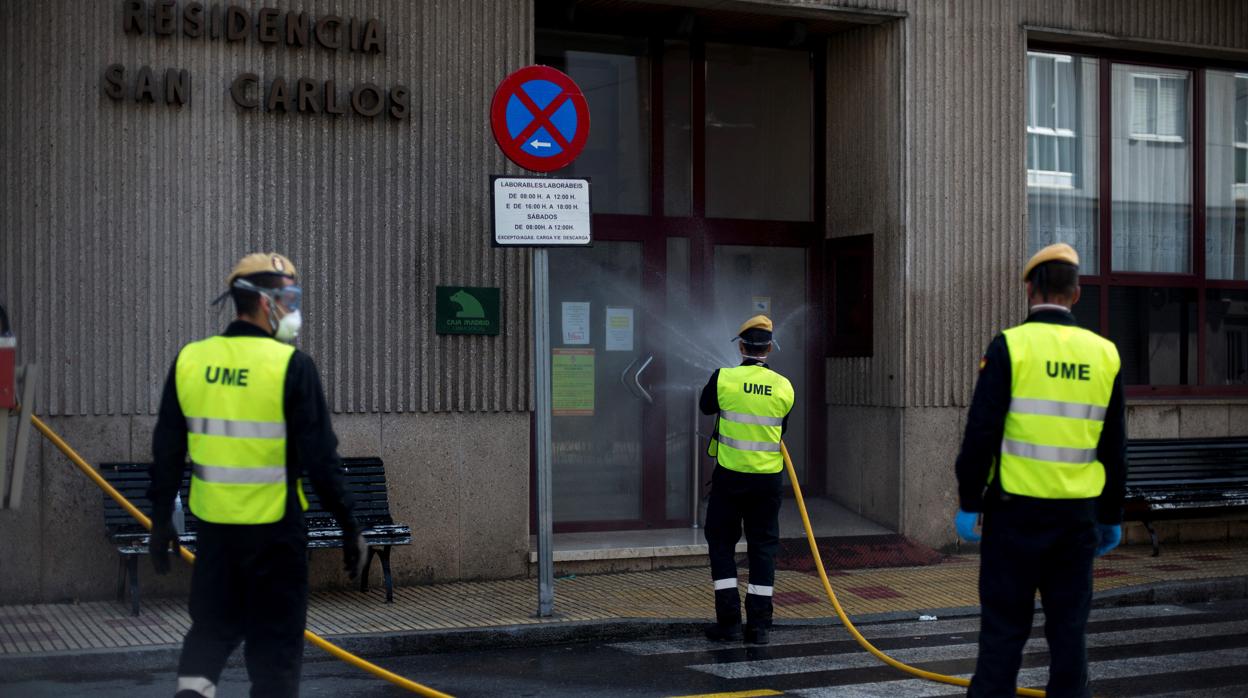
699, 315, 795, 645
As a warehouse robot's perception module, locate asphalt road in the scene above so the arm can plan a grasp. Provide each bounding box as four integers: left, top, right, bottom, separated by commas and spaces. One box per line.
4, 600, 1248, 697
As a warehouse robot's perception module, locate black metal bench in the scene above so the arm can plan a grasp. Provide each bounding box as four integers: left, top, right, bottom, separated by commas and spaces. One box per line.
101, 457, 411, 615
1124, 437, 1248, 556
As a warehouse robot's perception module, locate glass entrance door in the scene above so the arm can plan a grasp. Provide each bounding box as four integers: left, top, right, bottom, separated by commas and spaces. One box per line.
548, 242, 648, 526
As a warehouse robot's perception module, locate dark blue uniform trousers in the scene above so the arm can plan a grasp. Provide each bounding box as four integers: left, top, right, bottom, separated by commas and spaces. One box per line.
969, 506, 1097, 698
177, 521, 309, 698
704, 465, 783, 629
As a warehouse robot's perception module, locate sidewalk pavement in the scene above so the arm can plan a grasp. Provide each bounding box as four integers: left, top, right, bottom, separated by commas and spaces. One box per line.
1, 540, 1246, 662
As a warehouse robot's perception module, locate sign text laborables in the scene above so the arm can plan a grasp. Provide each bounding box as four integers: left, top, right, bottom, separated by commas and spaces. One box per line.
102, 1, 409, 121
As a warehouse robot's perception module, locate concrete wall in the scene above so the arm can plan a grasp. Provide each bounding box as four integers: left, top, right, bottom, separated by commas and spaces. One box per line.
0, 411, 528, 604
825, 406, 901, 529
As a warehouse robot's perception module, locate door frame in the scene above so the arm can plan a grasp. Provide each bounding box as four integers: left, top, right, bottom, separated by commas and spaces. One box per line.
533, 28, 829, 533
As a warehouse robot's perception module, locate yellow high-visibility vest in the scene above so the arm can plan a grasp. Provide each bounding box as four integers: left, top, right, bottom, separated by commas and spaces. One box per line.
707, 364, 795, 474
998, 322, 1120, 499
176, 335, 306, 524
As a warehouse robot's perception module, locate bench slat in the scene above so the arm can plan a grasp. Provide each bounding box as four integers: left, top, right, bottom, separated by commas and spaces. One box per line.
100, 459, 409, 553
1123, 437, 1248, 527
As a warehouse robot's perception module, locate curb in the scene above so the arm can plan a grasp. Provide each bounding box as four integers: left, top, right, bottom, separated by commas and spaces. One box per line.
2, 575, 1244, 683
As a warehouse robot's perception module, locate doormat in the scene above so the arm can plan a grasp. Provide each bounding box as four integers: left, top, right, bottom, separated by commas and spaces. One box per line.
774, 534, 945, 573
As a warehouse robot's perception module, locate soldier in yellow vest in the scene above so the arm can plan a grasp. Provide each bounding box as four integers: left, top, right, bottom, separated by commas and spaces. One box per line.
700, 315, 795, 645
954, 243, 1127, 698
147, 253, 361, 698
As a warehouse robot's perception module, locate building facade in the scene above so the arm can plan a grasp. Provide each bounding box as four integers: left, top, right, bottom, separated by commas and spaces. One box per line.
1, 0, 1246, 603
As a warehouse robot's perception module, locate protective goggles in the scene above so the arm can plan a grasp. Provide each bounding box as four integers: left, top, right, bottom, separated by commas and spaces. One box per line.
731, 335, 780, 351
232, 278, 302, 312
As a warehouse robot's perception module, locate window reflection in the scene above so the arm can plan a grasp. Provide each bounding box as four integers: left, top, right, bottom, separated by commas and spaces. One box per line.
1071, 284, 1100, 333
1111, 65, 1193, 273
705, 44, 812, 221
1108, 287, 1196, 386
1206, 71, 1248, 280
1027, 52, 1100, 271
538, 33, 651, 215
1205, 290, 1248, 385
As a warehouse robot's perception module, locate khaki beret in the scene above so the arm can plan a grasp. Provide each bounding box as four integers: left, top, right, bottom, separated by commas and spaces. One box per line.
226, 252, 297, 286
737, 314, 773, 337
1022, 243, 1079, 282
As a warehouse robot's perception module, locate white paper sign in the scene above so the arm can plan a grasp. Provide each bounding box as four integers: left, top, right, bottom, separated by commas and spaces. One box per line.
751, 296, 771, 315
605, 307, 634, 352
493, 177, 592, 246
562, 302, 590, 345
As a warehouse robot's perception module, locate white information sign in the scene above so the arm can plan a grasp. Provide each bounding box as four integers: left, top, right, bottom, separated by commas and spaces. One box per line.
493, 176, 592, 246
605, 307, 634, 352
562, 302, 590, 345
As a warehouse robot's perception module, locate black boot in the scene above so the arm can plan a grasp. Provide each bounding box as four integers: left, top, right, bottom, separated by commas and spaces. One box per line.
708, 585, 742, 642
704, 622, 743, 642
744, 624, 769, 645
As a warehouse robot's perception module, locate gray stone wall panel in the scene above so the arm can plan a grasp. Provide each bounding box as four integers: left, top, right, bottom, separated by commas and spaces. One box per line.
0, 0, 534, 418
825, 21, 904, 408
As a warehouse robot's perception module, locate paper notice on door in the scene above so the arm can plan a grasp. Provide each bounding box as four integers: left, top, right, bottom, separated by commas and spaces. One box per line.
751, 296, 771, 315
561, 301, 590, 344
605, 307, 634, 352
552, 348, 594, 416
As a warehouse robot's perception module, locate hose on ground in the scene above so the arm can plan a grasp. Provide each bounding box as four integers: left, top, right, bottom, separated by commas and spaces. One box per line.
781, 441, 1046, 698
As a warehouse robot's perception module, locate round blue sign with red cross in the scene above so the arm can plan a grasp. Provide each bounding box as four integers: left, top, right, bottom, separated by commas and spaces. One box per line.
490, 65, 590, 173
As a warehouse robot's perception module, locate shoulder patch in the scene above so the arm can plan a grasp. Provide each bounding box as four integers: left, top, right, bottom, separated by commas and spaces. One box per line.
978, 356, 988, 372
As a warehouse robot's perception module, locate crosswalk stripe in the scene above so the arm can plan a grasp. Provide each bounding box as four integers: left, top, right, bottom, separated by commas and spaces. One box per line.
789, 647, 1248, 697
689, 620, 1248, 679
667, 691, 783, 698
611, 604, 1203, 656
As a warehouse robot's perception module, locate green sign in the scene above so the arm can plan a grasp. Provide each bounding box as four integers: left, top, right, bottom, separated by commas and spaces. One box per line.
552, 348, 594, 416
436, 286, 501, 335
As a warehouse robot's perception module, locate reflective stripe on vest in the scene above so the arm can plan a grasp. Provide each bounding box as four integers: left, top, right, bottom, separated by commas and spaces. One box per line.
707, 364, 794, 474
176, 335, 301, 524
998, 322, 1120, 499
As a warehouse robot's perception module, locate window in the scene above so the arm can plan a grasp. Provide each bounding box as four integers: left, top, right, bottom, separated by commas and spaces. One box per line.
538, 34, 651, 215
1027, 52, 1099, 270
1027, 52, 1083, 188
1236, 75, 1248, 188
705, 44, 813, 221
1208, 71, 1248, 281
826, 235, 872, 357
1129, 73, 1188, 141
1113, 65, 1193, 273
1026, 49, 1248, 394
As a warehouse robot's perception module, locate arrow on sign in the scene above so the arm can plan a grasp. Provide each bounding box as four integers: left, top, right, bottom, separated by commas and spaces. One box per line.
530, 139, 553, 149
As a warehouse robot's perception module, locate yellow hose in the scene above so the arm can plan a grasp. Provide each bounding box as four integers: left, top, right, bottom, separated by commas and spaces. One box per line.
32, 407, 1042, 697
30, 414, 455, 698
781, 441, 1046, 698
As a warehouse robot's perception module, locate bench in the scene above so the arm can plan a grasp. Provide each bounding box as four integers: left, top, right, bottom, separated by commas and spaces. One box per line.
1124, 437, 1248, 556
101, 457, 412, 615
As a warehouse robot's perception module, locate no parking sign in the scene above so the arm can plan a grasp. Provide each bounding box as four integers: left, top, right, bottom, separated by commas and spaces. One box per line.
490, 65, 590, 172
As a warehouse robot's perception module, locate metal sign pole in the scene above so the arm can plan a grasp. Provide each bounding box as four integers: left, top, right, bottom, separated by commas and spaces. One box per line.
691, 386, 701, 529
533, 248, 555, 617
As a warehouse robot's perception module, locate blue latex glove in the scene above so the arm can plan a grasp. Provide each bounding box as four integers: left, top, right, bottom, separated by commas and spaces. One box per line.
1094, 523, 1122, 557
955, 509, 981, 543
